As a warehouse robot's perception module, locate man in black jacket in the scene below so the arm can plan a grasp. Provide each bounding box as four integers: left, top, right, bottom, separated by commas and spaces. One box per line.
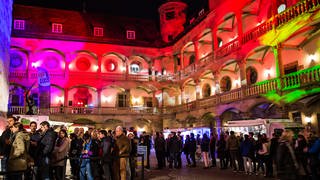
99, 130, 113, 180
36, 121, 57, 180
154, 132, 166, 169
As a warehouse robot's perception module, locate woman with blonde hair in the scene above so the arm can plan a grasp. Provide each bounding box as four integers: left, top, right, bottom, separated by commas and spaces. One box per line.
7, 122, 30, 180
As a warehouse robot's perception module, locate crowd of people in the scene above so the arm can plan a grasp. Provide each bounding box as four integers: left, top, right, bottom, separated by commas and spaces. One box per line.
154, 129, 320, 180
0, 114, 320, 180
0, 115, 150, 180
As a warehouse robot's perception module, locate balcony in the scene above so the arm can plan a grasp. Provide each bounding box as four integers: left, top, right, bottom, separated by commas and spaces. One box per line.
8, 106, 160, 116
7, 65, 320, 116
172, 0, 320, 81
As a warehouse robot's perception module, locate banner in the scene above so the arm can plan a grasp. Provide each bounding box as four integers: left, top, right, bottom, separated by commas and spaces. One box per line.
37, 67, 51, 112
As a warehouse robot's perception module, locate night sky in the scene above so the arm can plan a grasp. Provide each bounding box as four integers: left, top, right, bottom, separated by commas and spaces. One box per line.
14, 0, 208, 21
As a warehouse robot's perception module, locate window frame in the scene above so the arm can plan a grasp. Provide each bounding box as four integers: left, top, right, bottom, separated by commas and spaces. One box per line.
52, 23, 63, 33
93, 27, 104, 37
13, 19, 25, 30
126, 30, 136, 40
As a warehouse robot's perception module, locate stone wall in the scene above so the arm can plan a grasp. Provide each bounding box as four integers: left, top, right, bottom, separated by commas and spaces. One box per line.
0, 0, 13, 133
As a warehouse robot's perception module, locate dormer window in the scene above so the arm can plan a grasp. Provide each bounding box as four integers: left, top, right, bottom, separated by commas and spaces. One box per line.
165, 11, 175, 20
14, 19, 25, 30
126, 30, 135, 40
52, 23, 62, 33
198, 9, 205, 16
94, 27, 104, 37
277, 4, 286, 14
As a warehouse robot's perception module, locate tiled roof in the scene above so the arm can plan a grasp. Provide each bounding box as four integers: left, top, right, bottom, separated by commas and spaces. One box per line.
12, 5, 165, 47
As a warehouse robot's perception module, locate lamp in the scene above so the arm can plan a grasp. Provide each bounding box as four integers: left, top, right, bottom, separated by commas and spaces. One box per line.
305, 116, 311, 123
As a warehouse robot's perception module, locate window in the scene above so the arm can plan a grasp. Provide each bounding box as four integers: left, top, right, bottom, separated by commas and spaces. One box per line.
118, 93, 127, 107
130, 63, 140, 73
126, 30, 135, 39
277, 4, 286, 14
220, 76, 232, 92
93, 27, 103, 37
52, 23, 63, 33
218, 38, 223, 47
246, 66, 258, 85
14, 19, 25, 30
198, 9, 205, 16
165, 11, 175, 20
284, 62, 298, 75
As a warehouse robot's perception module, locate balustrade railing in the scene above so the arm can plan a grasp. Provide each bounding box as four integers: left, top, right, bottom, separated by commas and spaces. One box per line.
174, 0, 319, 81
7, 65, 320, 115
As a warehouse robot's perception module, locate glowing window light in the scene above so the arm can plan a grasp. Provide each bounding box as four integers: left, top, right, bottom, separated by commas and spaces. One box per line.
102, 96, 112, 103
305, 116, 311, 123
31, 61, 41, 68
93, 65, 99, 71
55, 96, 64, 104
68, 63, 74, 70
120, 66, 126, 72
277, 4, 286, 14
307, 54, 317, 64
264, 68, 273, 79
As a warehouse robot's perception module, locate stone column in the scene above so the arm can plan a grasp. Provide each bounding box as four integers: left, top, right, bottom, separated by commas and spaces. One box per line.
97, 89, 102, 108
272, 45, 284, 89
64, 88, 69, 107
180, 87, 185, 104
193, 40, 200, 62
195, 79, 201, 100
238, 59, 247, 86
236, 10, 243, 39
215, 116, 222, 139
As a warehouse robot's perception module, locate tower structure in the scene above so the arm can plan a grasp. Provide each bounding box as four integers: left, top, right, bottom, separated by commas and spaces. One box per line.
159, 0, 187, 43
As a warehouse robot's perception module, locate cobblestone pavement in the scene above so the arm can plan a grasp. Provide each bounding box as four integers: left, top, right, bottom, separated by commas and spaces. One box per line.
65, 151, 275, 180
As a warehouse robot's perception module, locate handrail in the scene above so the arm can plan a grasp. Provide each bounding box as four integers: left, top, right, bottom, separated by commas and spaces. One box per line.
8, 65, 320, 115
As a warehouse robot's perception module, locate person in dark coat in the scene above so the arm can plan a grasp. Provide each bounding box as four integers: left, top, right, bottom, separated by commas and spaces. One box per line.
217, 134, 227, 169
168, 132, 181, 169
69, 133, 82, 179
209, 133, 217, 167
99, 130, 113, 180
183, 135, 191, 167
188, 133, 197, 167
276, 130, 299, 180
154, 132, 166, 169
36, 121, 57, 180
201, 133, 210, 169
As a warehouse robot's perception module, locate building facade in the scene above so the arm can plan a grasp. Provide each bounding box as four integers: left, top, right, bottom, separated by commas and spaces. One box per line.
8, 0, 320, 134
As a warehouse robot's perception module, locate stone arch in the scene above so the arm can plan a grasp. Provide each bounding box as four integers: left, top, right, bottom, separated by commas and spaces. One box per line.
74, 118, 96, 125
69, 50, 98, 72
128, 55, 149, 75
220, 108, 243, 125
9, 83, 27, 107
216, 12, 238, 48
99, 119, 123, 129
50, 84, 64, 106
198, 28, 213, 57
68, 85, 98, 107
181, 41, 195, 67
10, 46, 29, 71
123, 118, 153, 134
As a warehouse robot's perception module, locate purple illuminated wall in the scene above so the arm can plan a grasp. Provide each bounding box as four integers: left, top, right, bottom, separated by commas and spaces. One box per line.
0, 0, 13, 132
